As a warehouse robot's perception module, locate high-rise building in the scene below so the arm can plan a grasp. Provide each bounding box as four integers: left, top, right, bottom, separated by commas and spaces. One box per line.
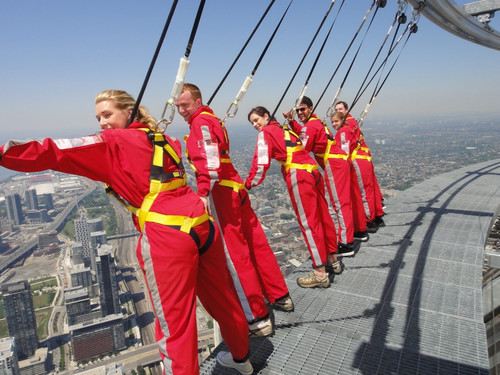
0, 337, 19, 375
65, 288, 92, 326
70, 265, 92, 291
23, 189, 38, 211
5, 194, 23, 226
96, 245, 120, 317
90, 231, 107, 250
87, 217, 104, 233
69, 314, 125, 363
1, 281, 38, 360
74, 216, 95, 271
40, 193, 54, 211
71, 242, 85, 266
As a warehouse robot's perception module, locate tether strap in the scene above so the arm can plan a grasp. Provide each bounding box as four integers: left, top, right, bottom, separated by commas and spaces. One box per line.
278, 125, 318, 173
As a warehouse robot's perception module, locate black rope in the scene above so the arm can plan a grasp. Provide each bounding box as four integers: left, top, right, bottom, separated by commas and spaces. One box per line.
251, 0, 293, 76
184, 0, 206, 58
271, 0, 338, 119
350, 18, 412, 112
207, 0, 276, 106
313, 0, 376, 112
127, 0, 179, 127
303, 0, 346, 89
351, 9, 406, 110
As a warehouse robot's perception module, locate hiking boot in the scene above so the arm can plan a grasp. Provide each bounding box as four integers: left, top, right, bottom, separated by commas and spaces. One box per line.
326, 260, 343, 275
354, 231, 369, 241
272, 295, 294, 312
337, 243, 355, 257
216, 351, 254, 375
297, 271, 330, 288
249, 316, 273, 338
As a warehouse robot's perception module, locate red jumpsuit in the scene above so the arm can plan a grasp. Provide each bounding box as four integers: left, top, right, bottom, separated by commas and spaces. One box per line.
0, 123, 250, 375
325, 124, 356, 245
288, 115, 352, 245
245, 121, 337, 268
346, 114, 376, 224
184, 107, 289, 323
347, 114, 384, 222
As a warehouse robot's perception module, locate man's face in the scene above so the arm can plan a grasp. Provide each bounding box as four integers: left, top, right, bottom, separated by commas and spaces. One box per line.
334, 103, 348, 116
174, 91, 202, 122
296, 104, 312, 123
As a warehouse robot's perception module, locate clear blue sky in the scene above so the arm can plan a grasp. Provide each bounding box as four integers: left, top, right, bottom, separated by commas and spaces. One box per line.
1, 0, 499, 144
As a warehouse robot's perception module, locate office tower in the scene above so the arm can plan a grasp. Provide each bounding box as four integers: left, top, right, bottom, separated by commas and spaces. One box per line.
0, 337, 19, 375
37, 231, 59, 249
24, 189, 38, 211
74, 216, 95, 271
70, 265, 92, 291
87, 217, 104, 233
90, 231, 107, 250
1, 281, 38, 360
41, 194, 54, 210
5, 194, 23, 226
70, 314, 125, 362
65, 288, 92, 326
71, 242, 84, 266
96, 245, 120, 316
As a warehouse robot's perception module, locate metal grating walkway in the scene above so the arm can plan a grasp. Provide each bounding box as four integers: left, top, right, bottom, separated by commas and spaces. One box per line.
200, 159, 500, 374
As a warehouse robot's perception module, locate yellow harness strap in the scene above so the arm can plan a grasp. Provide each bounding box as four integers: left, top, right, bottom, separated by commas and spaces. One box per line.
351, 145, 372, 162
279, 125, 318, 173
218, 179, 245, 192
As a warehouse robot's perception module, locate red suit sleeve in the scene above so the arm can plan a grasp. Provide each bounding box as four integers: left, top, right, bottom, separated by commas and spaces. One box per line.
0, 135, 112, 182
245, 130, 272, 189
185, 117, 221, 197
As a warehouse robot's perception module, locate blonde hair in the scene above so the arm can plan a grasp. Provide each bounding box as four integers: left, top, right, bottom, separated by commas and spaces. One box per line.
95, 89, 157, 129
331, 111, 346, 123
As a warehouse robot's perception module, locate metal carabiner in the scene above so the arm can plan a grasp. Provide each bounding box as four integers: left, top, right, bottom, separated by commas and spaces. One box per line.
224, 101, 239, 121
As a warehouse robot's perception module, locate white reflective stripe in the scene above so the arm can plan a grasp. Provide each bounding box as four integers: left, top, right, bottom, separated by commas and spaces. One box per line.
251, 165, 266, 187
325, 162, 347, 244
290, 169, 322, 265
257, 132, 269, 165
208, 196, 255, 322
53, 134, 104, 150
352, 159, 371, 218
140, 229, 172, 371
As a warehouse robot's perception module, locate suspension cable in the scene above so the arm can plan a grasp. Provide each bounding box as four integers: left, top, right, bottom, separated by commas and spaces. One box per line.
270, 0, 338, 120
313, 0, 377, 116
351, 1, 408, 110
156, 0, 206, 132
357, 13, 419, 126
207, 0, 276, 106
222, 0, 293, 122
127, 0, 179, 128
294, 0, 347, 113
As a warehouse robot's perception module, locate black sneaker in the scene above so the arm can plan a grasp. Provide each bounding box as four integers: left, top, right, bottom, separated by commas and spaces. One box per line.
366, 220, 379, 233
354, 231, 369, 241
337, 243, 355, 257
381, 200, 386, 210
375, 216, 385, 227
326, 260, 343, 274
272, 295, 294, 312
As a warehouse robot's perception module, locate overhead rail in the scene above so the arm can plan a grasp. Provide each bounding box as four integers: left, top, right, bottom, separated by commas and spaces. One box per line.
407, 0, 500, 50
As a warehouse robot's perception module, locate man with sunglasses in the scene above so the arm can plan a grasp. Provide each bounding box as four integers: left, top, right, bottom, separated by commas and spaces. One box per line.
284, 96, 362, 256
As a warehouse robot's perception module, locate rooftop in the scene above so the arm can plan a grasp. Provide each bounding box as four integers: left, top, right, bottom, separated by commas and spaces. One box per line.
200, 158, 500, 374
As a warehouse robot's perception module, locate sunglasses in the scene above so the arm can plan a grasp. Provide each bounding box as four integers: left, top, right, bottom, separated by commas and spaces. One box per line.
296, 107, 308, 113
